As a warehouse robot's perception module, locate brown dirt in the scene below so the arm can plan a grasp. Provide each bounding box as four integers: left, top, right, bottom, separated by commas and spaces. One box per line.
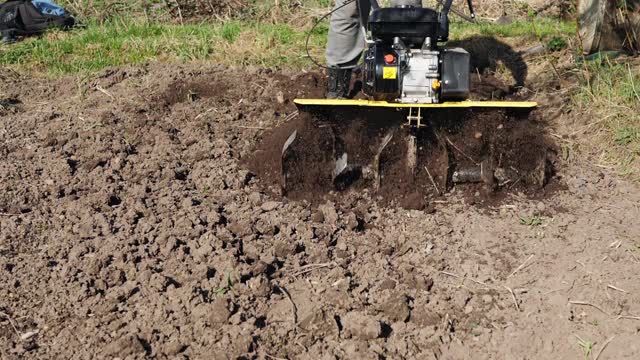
2, 63, 640, 359
248, 75, 555, 210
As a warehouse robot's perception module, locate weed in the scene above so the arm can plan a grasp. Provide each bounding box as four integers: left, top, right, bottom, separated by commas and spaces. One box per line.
575, 335, 594, 360
547, 36, 567, 51
520, 215, 543, 227
214, 272, 233, 296
221, 22, 241, 42
562, 143, 571, 161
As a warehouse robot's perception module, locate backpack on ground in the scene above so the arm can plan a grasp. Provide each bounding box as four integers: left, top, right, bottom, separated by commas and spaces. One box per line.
0, 0, 75, 43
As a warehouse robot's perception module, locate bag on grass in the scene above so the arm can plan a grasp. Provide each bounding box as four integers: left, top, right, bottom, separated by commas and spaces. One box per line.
0, 0, 75, 43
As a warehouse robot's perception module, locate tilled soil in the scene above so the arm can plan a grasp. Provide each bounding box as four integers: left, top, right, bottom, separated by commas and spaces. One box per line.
1, 64, 640, 359
249, 106, 555, 210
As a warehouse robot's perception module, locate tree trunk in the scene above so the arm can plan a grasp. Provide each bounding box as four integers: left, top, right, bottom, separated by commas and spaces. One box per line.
578, 0, 639, 54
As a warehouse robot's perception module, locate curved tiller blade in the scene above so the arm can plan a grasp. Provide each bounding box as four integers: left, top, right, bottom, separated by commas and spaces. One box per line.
281, 130, 298, 192
406, 130, 418, 177
372, 131, 394, 193
332, 135, 363, 190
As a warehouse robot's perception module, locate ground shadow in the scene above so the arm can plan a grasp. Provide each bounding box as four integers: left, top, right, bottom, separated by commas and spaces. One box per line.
448, 35, 528, 87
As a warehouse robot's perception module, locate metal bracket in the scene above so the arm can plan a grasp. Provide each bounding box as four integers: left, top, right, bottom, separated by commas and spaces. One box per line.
405, 107, 426, 128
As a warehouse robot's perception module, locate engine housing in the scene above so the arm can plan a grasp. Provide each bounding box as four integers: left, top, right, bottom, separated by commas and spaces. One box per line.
362, 5, 470, 104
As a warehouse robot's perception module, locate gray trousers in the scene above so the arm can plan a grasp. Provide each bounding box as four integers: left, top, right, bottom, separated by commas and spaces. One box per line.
326, 0, 370, 69
325, 0, 422, 68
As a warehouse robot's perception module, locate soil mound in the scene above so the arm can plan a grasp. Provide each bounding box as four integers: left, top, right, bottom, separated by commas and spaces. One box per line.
248, 89, 558, 210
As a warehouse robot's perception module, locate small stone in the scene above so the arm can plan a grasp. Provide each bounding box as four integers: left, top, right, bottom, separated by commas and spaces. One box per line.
260, 201, 280, 212
276, 91, 285, 104
536, 201, 546, 212
474, 132, 483, 139
342, 312, 382, 340
20, 330, 39, 341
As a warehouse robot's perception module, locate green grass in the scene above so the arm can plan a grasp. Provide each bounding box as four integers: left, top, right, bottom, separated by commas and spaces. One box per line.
573, 59, 640, 179
452, 17, 575, 41
0, 19, 328, 75
520, 215, 543, 227
0, 16, 574, 76
575, 335, 593, 360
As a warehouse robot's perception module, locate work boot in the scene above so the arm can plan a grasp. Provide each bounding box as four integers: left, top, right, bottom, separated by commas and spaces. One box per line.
326, 67, 352, 99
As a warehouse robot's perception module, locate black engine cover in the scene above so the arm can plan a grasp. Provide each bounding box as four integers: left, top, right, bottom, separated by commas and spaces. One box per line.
363, 44, 401, 101
441, 48, 470, 101
368, 7, 442, 45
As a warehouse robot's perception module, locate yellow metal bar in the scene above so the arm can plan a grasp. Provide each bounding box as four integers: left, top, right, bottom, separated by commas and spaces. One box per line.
294, 98, 538, 108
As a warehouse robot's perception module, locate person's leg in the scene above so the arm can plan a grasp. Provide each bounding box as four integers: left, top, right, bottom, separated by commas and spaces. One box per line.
325, 0, 368, 98
326, 0, 365, 68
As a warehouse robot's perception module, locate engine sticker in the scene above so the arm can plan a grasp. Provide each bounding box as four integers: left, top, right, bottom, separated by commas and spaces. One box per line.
383, 67, 397, 79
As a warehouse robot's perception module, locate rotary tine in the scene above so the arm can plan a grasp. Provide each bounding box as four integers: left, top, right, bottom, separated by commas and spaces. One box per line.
406, 129, 418, 176
332, 131, 363, 190
281, 130, 298, 193
372, 131, 394, 192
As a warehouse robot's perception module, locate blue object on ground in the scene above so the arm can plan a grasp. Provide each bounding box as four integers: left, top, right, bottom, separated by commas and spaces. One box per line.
31, 0, 67, 16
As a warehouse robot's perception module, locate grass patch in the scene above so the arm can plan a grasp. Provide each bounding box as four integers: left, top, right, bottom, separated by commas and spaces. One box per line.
519, 215, 543, 227
452, 17, 575, 41
0, 19, 328, 75
0, 16, 573, 76
221, 22, 242, 42
575, 335, 594, 360
573, 58, 640, 179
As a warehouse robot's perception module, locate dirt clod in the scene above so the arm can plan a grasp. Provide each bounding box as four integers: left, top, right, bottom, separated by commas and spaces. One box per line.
342, 312, 383, 340
378, 294, 412, 323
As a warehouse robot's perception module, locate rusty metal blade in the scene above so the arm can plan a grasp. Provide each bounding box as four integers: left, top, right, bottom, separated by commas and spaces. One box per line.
373, 132, 394, 192
335, 153, 348, 179
281, 130, 297, 192
406, 132, 417, 176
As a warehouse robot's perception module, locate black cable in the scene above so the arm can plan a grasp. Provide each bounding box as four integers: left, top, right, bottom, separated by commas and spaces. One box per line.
436, 0, 475, 22
305, 0, 357, 70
